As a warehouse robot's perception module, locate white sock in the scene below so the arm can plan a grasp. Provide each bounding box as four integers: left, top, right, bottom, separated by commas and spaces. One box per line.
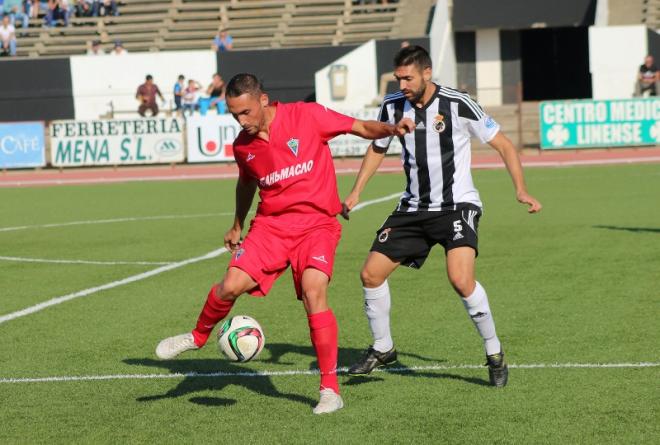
364, 280, 394, 353
461, 281, 501, 356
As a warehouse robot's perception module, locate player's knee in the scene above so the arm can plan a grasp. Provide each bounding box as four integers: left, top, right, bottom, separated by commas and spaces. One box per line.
360, 267, 385, 288
448, 274, 474, 298
217, 279, 243, 301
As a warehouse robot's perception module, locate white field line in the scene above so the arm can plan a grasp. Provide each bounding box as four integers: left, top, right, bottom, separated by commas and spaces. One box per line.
0, 362, 657, 384
0, 193, 399, 326
0, 256, 172, 266
0, 212, 236, 233
0, 247, 227, 325
2, 155, 659, 188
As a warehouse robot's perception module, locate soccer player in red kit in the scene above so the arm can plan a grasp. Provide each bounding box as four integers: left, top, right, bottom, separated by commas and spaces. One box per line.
156, 73, 414, 414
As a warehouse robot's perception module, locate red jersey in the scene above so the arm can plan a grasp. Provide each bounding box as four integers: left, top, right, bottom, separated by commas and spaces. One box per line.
233, 102, 355, 218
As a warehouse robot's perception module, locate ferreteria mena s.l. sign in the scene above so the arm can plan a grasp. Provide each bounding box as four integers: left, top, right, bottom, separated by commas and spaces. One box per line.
50, 118, 185, 167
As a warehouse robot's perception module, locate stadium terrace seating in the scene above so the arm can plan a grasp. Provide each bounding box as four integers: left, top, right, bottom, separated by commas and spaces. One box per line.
13, 0, 430, 58
643, 0, 660, 29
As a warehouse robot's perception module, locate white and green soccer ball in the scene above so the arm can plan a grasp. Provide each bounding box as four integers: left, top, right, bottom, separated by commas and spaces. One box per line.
217, 315, 265, 362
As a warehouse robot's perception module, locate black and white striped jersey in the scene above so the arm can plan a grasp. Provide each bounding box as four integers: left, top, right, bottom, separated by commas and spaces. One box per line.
374, 83, 500, 211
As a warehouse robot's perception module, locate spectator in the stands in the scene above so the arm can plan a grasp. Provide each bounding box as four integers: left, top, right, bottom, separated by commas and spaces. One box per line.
44, 0, 72, 27
110, 39, 127, 55
173, 74, 185, 114
86, 39, 103, 55
0, 14, 17, 56
182, 79, 202, 116
74, 0, 95, 17
98, 0, 116, 16
4, 0, 29, 29
136, 74, 164, 117
211, 29, 233, 52
637, 55, 659, 97
206, 73, 226, 114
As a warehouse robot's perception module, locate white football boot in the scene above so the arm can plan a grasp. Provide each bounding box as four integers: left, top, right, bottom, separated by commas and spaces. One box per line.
312, 388, 344, 415
155, 333, 199, 359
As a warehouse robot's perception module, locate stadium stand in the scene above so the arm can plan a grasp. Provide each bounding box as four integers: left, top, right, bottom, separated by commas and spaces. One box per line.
13, 0, 435, 57
643, 0, 660, 29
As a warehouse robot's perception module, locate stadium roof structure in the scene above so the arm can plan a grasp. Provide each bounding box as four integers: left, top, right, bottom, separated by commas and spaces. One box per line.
453, 0, 597, 31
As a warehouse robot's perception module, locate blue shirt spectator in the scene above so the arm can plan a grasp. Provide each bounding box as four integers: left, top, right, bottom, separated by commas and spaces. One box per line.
212, 29, 233, 52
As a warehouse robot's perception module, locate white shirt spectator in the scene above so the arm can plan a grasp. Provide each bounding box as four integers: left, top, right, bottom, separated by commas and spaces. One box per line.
0, 23, 16, 43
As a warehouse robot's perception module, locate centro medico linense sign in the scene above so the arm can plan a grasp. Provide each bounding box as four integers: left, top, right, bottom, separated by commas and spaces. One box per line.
539, 98, 660, 149
50, 118, 184, 167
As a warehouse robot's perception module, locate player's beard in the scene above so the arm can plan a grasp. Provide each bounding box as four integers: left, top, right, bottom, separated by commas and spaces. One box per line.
407, 83, 426, 105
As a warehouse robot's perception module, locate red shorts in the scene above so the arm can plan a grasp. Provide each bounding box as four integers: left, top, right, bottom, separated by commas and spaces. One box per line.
228, 214, 342, 299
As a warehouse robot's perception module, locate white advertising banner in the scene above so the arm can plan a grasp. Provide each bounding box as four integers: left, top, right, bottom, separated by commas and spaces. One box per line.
50, 118, 184, 167
185, 108, 404, 163
186, 114, 241, 163
328, 107, 403, 157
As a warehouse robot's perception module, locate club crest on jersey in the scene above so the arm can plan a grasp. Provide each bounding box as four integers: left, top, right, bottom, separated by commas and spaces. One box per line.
378, 228, 392, 243
287, 138, 299, 156
433, 114, 446, 133
235, 248, 245, 260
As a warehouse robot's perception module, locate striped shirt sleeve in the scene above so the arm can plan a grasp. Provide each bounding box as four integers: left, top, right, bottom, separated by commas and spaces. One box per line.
373, 101, 394, 150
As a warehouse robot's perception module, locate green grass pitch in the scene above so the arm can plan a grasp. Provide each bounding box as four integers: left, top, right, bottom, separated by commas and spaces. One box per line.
1, 163, 658, 444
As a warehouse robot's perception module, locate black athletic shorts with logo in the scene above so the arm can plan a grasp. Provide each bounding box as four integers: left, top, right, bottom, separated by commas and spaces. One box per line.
370, 203, 482, 269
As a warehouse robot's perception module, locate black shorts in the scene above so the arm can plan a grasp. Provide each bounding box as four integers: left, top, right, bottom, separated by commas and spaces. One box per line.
370, 203, 482, 269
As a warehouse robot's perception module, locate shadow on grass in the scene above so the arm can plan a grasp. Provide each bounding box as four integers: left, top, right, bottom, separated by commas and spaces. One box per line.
125, 342, 482, 406
594, 225, 660, 234
124, 357, 315, 408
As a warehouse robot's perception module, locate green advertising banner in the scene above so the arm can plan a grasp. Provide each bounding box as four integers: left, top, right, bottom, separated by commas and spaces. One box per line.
539, 98, 660, 149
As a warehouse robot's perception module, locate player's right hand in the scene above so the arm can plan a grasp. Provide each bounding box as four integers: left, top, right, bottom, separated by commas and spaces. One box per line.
395, 118, 416, 136
224, 227, 243, 251
341, 192, 360, 220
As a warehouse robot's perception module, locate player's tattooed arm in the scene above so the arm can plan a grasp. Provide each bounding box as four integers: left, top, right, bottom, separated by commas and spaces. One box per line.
350, 117, 415, 139
225, 177, 257, 250
488, 132, 542, 214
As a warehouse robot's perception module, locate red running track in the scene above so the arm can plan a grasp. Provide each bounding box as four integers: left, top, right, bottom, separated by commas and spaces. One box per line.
1, 147, 659, 188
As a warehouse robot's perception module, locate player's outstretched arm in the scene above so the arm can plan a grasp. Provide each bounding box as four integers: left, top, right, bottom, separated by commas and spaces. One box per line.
341, 144, 388, 219
488, 131, 542, 213
350, 118, 415, 140
225, 177, 257, 251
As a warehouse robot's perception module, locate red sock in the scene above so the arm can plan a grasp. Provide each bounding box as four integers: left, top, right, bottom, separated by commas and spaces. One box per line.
308, 309, 339, 394
191, 284, 234, 347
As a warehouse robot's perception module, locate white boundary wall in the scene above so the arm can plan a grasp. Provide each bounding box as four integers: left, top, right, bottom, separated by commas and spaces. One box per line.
70, 51, 217, 120
589, 25, 650, 99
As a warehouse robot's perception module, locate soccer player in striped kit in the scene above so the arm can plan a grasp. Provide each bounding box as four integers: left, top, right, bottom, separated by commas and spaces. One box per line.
155, 73, 414, 414
342, 46, 542, 386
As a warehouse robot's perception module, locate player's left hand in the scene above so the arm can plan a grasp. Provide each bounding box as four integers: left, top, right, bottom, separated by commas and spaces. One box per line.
517, 191, 542, 213
395, 118, 416, 136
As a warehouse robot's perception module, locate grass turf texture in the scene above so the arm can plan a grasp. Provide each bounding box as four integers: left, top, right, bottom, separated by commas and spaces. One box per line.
0, 164, 658, 444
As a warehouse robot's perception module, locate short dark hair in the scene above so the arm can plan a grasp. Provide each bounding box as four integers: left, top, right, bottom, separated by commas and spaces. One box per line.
178, 74, 184, 80
226, 73, 264, 98
394, 45, 432, 70
146, 74, 153, 81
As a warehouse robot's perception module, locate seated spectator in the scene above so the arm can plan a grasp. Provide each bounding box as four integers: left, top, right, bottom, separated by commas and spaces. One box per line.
173, 74, 184, 114
182, 79, 202, 116
198, 73, 226, 115
136, 74, 164, 117
4, 0, 29, 29
0, 15, 17, 56
637, 55, 658, 97
86, 39, 103, 55
74, 0, 96, 17
110, 39, 127, 55
211, 29, 232, 52
98, 0, 116, 16
44, 0, 72, 27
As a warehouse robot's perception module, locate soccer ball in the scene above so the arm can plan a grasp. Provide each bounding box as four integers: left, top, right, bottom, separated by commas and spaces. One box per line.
217, 315, 265, 362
